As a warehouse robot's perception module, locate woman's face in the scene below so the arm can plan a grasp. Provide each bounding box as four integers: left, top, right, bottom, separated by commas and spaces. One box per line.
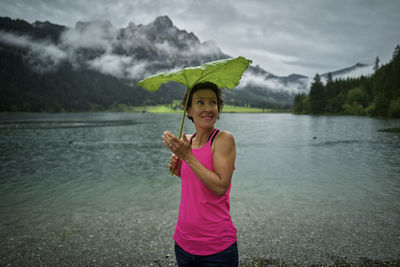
187, 89, 219, 128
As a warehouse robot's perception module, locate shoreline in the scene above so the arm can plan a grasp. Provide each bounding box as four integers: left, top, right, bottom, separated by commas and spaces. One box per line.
2, 214, 398, 267
2, 219, 399, 267
0, 104, 291, 114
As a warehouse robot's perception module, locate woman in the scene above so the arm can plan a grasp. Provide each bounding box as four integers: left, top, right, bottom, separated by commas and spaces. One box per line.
161, 82, 238, 266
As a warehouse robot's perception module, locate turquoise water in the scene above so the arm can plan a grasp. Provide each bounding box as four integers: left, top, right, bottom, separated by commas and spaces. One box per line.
0, 113, 399, 265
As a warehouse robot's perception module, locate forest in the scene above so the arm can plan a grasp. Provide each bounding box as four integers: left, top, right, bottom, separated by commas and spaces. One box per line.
293, 45, 400, 117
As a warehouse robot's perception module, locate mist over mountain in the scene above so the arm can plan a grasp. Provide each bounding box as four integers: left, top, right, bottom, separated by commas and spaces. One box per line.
321, 63, 373, 81
0, 16, 372, 112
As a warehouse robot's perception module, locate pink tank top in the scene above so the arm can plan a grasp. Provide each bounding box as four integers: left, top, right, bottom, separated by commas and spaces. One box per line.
173, 128, 237, 255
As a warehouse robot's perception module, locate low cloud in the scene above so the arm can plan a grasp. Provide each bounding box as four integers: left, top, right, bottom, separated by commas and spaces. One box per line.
88, 54, 151, 80
60, 20, 117, 51
154, 40, 180, 57
185, 40, 222, 57
0, 27, 310, 93
154, 39, 222, 59
0, 17, 229, 81
0, 21, 156, 79
88, 54, 132, 78
0, 30, 67, 72
239, 71, 309, 95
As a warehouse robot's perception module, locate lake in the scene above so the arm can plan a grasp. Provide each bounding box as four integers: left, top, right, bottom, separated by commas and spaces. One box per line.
0, 113, 399, 266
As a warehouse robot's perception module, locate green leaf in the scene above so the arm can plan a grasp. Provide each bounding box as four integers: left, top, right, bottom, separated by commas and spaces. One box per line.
138, 56, 252, 92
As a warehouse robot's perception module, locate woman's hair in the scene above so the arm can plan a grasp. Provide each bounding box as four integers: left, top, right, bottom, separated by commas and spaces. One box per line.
182, 82, 224, 122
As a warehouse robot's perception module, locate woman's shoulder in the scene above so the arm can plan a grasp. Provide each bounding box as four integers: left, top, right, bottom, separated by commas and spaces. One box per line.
216, 129, 233, 137
214, 130, 235, 145
212, 130, 235, 155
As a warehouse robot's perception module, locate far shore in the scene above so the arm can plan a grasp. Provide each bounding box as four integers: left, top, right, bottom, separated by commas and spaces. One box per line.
108, 103, 291, 114
0, 104, 291, 114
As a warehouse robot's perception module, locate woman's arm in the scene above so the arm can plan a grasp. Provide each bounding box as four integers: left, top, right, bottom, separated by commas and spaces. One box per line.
185, 131, 235, 196
162, 131, 236, 196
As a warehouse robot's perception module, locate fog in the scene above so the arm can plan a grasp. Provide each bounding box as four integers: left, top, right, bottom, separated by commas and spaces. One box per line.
0, 30, 67, 72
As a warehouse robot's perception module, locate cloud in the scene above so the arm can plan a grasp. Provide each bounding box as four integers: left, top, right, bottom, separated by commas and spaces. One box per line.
87, 54, 151, 79
172, 0, 400, 76
0, 30, 67, 72
154, 40, 179, 57
1, 0, 400, 77
60, 20, 117, 51
186, 40, 222, 57
87, 54, 131, 78
125, 60, 153, 80
239, 71, 309, 95
154, 39, 222, 60
0, 20, 157, 79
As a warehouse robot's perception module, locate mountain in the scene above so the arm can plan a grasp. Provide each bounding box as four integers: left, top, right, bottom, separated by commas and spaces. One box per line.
321, 63, 373, 80
0, 15, 368, 112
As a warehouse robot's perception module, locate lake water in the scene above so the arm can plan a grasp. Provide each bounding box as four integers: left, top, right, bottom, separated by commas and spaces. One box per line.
0, 113, 399, 266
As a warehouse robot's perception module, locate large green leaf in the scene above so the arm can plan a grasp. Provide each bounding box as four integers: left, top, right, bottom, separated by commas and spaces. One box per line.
138, 56, 252, 91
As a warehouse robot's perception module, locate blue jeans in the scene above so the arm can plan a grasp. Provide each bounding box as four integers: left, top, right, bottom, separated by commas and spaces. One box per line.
174, 242, 238, 267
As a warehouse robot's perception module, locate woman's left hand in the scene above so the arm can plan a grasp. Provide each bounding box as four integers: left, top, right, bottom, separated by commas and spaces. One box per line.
162, 131, 192, 160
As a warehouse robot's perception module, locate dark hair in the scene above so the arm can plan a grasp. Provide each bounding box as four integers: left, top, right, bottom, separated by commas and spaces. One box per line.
182, 82, 224, 123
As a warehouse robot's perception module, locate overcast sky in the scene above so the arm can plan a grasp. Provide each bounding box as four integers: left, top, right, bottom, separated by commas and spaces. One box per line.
1, 0, 399, 77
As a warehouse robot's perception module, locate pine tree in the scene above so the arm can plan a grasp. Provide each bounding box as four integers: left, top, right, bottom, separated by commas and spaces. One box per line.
293, 94, 303, 113
309, 74, 325, 114
392, 45, 400, 60
373, 56, 380, 72
391, 44, 400, 100
325, 73, 335, 112
293, 94, 309, 114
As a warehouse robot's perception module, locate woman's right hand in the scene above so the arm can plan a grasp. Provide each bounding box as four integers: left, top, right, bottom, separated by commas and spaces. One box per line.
169, 153, 181, 177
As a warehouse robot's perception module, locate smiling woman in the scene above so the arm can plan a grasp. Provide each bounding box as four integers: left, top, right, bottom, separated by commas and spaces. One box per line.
161, 82, 238, 266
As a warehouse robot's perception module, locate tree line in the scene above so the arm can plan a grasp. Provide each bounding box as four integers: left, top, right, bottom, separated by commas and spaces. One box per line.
293, 45, 400, 117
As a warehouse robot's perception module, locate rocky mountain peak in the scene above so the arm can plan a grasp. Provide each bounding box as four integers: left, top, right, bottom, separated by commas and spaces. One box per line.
32, 20, 52, 28
75, 20, 113, 31
152, 15, 173, 29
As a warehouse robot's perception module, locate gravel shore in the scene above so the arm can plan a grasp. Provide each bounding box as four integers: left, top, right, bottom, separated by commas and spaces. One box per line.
1, 185, 399, 266
1, 208, 399, 267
